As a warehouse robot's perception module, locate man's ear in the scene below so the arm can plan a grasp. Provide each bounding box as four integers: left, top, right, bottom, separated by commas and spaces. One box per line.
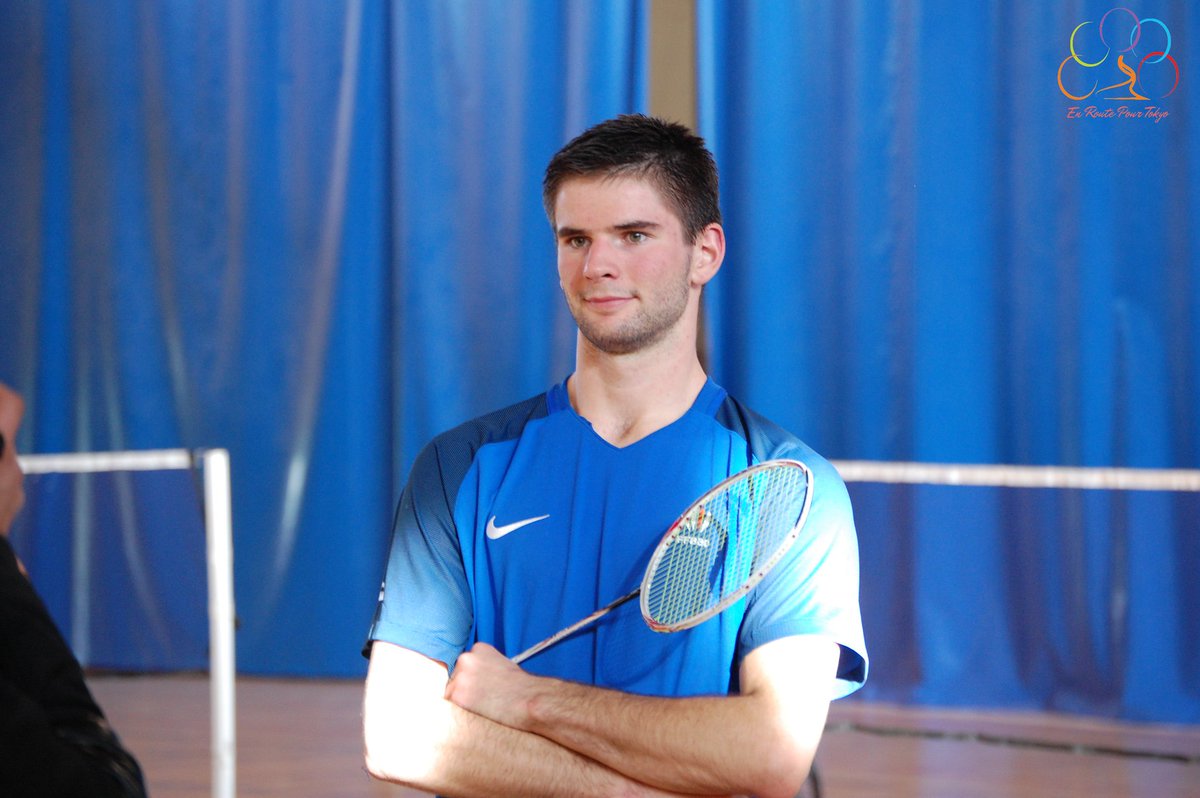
689, 223, 726, 288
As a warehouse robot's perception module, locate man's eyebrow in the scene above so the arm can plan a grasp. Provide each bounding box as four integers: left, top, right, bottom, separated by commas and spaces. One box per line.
555, 220, 663, 238
613, 220, 661, 231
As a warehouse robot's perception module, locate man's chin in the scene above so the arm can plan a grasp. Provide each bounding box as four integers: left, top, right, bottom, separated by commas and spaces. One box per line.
577, 326, 663, 356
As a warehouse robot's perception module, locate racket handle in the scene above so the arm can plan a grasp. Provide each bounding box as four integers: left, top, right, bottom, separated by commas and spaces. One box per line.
512, 588, 641, 665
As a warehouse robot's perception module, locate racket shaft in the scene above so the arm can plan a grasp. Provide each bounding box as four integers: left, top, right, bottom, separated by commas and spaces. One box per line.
512, 588, 640, 664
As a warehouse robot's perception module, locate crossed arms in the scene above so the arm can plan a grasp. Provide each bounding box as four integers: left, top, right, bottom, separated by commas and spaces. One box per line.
362, 634, 838, 798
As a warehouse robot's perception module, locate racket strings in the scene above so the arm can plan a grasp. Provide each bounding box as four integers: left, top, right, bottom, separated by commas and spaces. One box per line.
643, 463, 810, 629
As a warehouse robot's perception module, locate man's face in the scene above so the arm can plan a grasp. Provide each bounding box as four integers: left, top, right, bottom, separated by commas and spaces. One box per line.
553, 175, 697, 356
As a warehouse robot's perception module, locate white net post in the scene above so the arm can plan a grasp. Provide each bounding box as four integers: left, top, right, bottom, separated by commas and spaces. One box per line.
18, 448, 238, 798
202, 449, 237, 798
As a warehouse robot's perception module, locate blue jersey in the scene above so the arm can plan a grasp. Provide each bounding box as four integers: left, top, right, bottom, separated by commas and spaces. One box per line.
367, 378, 867, 699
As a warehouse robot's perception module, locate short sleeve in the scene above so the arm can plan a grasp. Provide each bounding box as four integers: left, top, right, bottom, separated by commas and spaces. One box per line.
364, 439, 474, 668
737, 457, 868, 698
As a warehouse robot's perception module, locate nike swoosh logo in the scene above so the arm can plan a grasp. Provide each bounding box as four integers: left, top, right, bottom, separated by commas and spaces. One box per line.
485, 514, 550, 540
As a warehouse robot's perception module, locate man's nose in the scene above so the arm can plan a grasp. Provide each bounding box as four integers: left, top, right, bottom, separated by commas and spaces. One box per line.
582, 237, 619, 279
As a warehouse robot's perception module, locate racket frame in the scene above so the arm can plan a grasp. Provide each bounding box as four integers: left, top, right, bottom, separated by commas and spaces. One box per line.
639, 458, 814, 632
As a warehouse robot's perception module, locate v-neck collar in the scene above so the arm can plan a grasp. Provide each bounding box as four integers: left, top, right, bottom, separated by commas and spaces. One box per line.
546, 375, 727, 450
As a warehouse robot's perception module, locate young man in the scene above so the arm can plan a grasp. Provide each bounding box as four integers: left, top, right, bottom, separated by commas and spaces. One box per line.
363, 115, 867, 798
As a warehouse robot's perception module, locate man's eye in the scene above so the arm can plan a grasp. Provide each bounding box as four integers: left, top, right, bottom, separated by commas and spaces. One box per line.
626, 231, 646, 243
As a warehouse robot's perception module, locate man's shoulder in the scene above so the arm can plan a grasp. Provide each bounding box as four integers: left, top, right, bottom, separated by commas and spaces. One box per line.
436, 392, 551, 449
712, 393, 806, 458
411, 391, 551, 483
712, 393, 845, 490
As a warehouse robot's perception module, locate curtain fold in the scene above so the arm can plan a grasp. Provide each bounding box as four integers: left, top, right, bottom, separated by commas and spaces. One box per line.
697, 0, 1198, 723
0, 0, 648, 676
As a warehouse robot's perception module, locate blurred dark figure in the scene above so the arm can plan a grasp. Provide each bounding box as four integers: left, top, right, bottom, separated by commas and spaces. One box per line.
0, 382, 147, 797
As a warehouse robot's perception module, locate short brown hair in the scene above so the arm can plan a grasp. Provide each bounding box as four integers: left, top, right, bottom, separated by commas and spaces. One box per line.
542, 114, 721, 242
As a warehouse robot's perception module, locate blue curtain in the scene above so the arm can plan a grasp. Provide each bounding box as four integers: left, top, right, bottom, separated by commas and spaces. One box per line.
4, 0, 1197, 726
0, 0, 647, 676
698, 0, 1198, 723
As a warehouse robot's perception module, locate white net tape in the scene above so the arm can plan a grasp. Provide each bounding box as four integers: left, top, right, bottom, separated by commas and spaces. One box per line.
832, 460, 1200, 492
19, 449, 195, 474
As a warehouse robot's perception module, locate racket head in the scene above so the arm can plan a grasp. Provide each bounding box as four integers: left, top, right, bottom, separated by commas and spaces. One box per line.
638, 459, 814, 633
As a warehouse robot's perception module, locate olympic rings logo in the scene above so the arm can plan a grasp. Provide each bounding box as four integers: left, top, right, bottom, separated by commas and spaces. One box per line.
1057, 7, 1180, 101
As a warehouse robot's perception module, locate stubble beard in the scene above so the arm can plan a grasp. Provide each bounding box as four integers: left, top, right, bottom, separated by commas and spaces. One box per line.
568, 266, 693, 356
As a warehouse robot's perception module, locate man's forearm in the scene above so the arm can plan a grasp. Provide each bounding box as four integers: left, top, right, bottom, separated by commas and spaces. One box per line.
446, 638, 838, 798
363, 642, 694, 798
366, 694, 693, 798
523, 680, 798, 797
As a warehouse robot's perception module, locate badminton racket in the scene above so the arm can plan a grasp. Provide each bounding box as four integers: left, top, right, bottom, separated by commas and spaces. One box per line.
512, 459, 814, 664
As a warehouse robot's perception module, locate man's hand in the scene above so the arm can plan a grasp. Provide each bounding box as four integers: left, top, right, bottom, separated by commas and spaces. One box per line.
0, 382, 26, 538
444, 642, 541, 731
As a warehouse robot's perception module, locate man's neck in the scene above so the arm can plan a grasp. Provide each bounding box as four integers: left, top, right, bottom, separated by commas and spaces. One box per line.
567, 342, 709, 448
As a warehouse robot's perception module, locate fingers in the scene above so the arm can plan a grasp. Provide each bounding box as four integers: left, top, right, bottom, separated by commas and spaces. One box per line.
0, 382, 25, 441
444, 643, 497, 705
0, 382, 27, 537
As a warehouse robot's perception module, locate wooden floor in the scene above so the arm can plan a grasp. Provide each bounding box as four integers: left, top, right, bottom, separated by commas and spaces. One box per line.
90, 675, 1200, 798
